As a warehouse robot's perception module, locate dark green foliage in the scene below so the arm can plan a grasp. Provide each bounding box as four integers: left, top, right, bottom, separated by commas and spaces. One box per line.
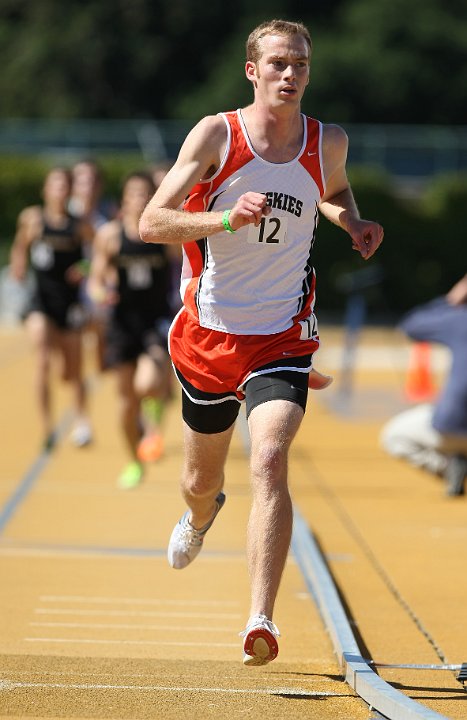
0, 0, 466, 123
304, 0, 467, 124
0, 156, 49, 243
311, 167, 467, 318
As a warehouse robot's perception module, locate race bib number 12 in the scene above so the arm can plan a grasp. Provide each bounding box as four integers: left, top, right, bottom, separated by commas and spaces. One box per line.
247, 216, 288, 245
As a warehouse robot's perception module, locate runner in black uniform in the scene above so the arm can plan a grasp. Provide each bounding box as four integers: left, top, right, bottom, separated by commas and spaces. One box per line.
9, 167, 93, 449
69, 159, 118, 372
28, 212, 86, 329
107, 225, 171, 368
89, 172, 174, 489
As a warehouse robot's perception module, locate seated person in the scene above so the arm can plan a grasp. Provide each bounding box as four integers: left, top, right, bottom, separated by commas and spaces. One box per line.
380, 274, 467, 496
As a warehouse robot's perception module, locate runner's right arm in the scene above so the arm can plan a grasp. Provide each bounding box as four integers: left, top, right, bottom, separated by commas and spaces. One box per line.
139, 116, 270, 245
9, 206, 40, 281
88, 220, 120, 305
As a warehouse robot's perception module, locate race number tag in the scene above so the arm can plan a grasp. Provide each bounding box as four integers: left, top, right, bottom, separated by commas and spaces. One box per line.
247, 216, 288, 245
299, 314, 318, 341
31, 242, 54, 270
127, 260, 152, 289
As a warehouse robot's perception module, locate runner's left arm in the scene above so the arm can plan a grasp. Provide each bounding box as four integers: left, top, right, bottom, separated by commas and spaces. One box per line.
319, 124, 384, 260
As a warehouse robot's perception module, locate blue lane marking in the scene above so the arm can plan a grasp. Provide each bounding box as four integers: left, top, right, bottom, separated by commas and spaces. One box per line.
0, 411, 73, 536
0, 452, 50, 535
0, 541, 244, 558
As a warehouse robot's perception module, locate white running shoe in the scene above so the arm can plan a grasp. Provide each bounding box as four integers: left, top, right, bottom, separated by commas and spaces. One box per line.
240, 614, 280, 666
167, 492, 225, 569
70, 419, 93, 448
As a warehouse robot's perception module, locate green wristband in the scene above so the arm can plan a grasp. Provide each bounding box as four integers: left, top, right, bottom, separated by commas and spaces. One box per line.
77, 258, 91, 275
222, 209, 236, 234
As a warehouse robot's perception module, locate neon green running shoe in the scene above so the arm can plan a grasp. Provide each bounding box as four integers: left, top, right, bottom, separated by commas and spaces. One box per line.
141, 396, 165, 425
117, 461, 144, 490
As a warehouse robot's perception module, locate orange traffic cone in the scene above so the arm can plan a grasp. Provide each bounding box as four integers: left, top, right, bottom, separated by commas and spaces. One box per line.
404, 341, 437, 402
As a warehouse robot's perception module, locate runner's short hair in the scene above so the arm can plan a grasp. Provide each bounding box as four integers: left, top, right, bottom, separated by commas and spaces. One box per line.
246, 19, 312, 65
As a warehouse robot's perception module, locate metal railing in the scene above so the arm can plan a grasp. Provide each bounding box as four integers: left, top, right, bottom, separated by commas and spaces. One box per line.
0, 119, 466, 179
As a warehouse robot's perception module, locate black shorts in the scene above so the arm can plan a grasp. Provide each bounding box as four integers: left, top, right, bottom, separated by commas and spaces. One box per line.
27, 290, 86, 330
176, 362, 310, 435
106, 312, 171, 366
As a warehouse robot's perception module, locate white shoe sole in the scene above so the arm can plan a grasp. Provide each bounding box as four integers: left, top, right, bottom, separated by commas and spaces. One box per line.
167, 493, 225, 569
242, 628, 279, 666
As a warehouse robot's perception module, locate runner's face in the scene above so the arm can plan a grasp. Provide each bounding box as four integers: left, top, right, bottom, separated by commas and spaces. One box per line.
72, 163, 100, 200
247, 34, 310, 107
43, 171, 71, 206
122, 178, 153, 216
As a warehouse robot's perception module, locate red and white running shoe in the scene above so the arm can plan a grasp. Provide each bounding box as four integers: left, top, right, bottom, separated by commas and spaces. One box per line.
240, 614, 280, 666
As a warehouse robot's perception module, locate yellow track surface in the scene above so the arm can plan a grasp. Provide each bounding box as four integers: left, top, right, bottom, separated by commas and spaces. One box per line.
0, 325, 464, 719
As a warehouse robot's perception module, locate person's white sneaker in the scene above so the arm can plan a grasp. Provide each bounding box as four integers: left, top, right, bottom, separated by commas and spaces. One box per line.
167, 492, 225, 569
70, 419, 93, 448
240, 614, 280, 666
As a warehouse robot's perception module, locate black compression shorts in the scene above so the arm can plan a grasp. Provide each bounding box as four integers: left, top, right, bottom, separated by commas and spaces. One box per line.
177, 366, 309, 434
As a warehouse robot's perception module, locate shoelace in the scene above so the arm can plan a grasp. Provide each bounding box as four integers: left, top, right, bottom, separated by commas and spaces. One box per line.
179, 496, 223, 544
178, 515, 204, 547
239, 614, 281, 637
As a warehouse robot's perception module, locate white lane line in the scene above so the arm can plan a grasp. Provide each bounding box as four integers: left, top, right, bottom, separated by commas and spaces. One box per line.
34, 608, 241, 619
0, 679, 343, 696
30, 622, 235, 632
0, 669, 337, 684
24, 637, 238, 648
39, 595, 239, 607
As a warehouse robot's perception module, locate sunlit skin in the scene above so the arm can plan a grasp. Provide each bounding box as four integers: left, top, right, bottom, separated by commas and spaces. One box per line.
42, 169, 72, 221
246, 34, 310, 112
121, 177, 154, 220
71, 162, 102, 211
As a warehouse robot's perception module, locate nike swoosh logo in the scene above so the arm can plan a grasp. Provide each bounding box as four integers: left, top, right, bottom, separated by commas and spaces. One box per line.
307, 151, 317, 156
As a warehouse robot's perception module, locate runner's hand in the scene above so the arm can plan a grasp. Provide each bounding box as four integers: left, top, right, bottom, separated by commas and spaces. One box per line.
228, 193, 272, 230
348, 219, 384, 260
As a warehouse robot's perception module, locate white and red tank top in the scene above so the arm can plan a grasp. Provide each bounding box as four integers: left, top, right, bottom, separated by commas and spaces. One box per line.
181, 109, 325, 336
